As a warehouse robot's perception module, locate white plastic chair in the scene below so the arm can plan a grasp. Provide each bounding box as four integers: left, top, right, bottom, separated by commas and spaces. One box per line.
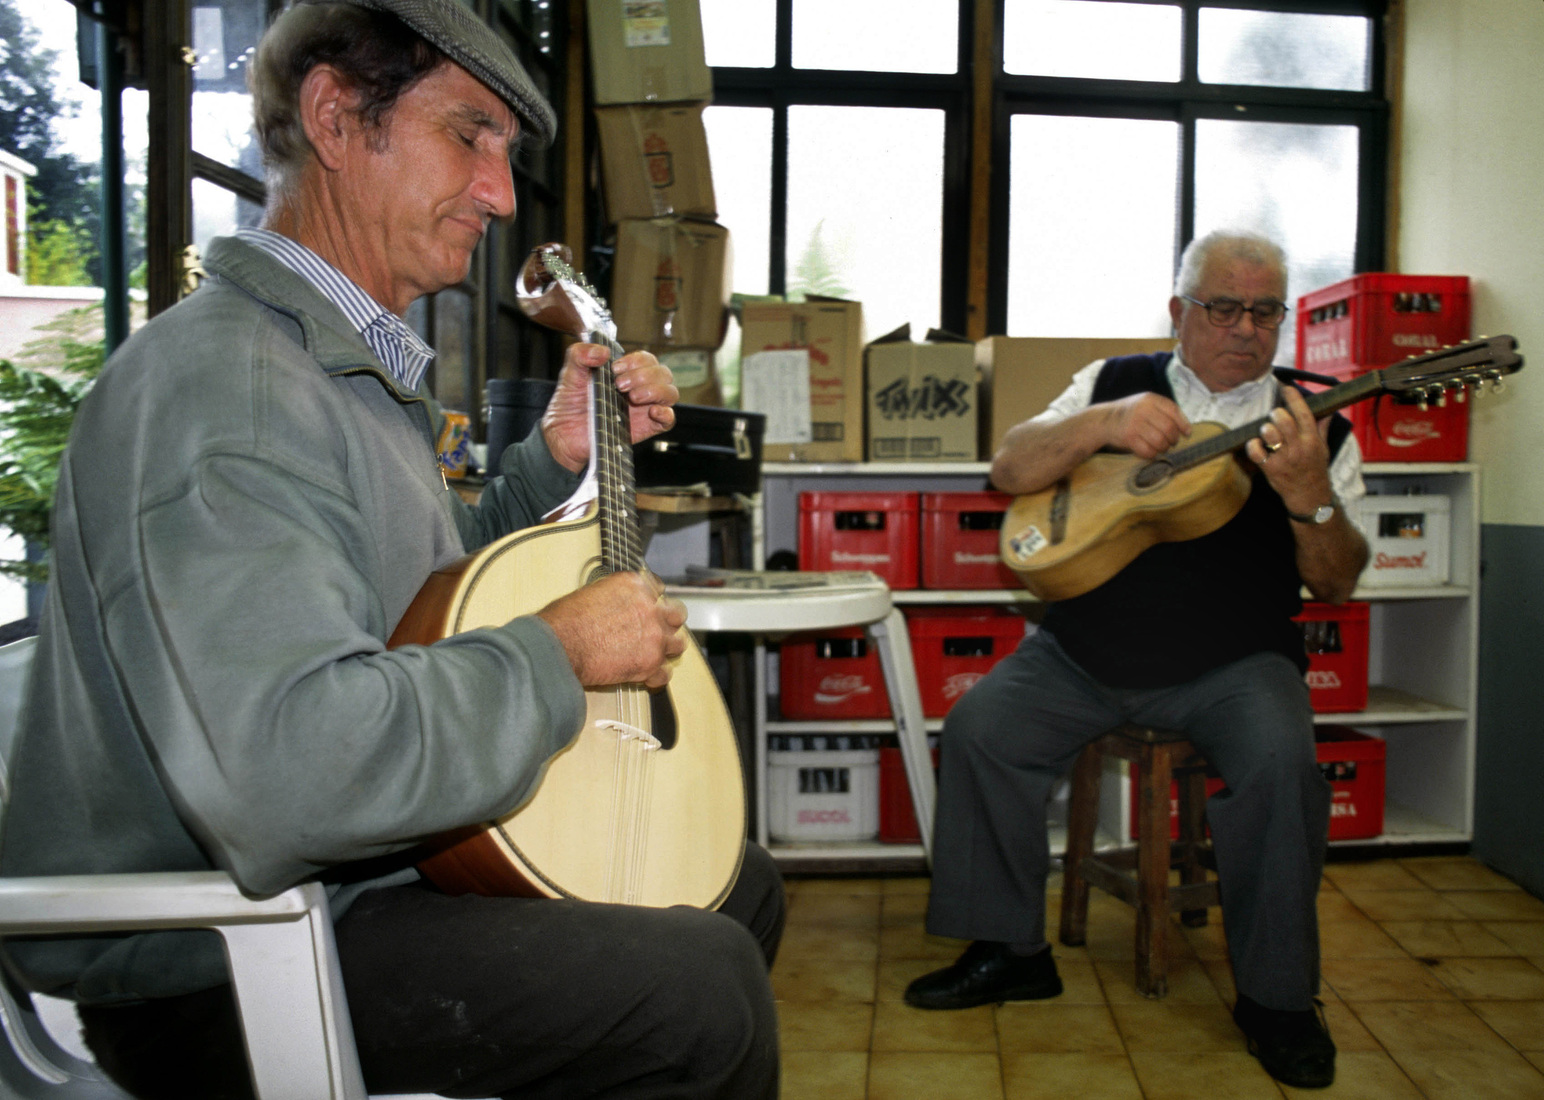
667, 570, 937, 863
0, 636, 444, 1100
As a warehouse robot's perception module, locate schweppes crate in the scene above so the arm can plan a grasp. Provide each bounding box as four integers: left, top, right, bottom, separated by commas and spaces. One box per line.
1293, 602, 1370, 713
1349, 494, 1451, 588
920, 491, 1020, 589
798, 491, 919, 589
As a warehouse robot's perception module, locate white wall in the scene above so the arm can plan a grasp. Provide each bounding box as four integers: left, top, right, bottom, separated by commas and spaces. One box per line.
1399, 0, 1544, 525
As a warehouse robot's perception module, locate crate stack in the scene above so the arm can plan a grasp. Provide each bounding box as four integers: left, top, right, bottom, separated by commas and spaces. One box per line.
586, 0, 729, 405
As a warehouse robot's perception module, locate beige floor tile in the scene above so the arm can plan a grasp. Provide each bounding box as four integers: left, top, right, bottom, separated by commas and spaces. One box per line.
1400, 856, 1523, 893
1340, 890, 1468, 922
1348, 1000, 1514, 1053
995, 1002, 1125, 1054
1467, 1001, 1544, 1052
881, 875, 932, 896
1488, 922, 1544, 956
1182, 918, 1232, 961
1047, 956, 1109, 1005
878, 925, 970, 962
1315, 891, 1368, 923
777, 920, 880, 964
1002, 1052, 1142, 1100
772, 954, 877, 1003
785, 890, 882, 930
1378, 920, 1517, 958
779, 1050, 868, 1100
1321, 957, 1455, 1001
1203, 959, 1237, 1003
788, 875, 883, 897
871, 999, 999, 1053
1321, 1001, 1382, 1052
1391, 1047, 1544, 1100
1095, 955, 1223, 1004
1429, 957, 1544, 1001
1444, 891, 1544, 921
875, 956, 948, 1003
1528, 1051, 1544, 1074
867, 1051, 1004, 1100
777, 1000, 874, 1052
1127, 1051, 1284, 1100
1318, 918, 1410, 959
1279, 1050, 1424, 1100
878, 891, 928, 926
1109, 1000, 1242, 1053
1324, 861, 1428, 893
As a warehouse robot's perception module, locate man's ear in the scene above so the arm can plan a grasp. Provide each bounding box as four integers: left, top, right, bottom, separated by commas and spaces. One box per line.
296, 65, 360, 172
1168, 295, 1183, 333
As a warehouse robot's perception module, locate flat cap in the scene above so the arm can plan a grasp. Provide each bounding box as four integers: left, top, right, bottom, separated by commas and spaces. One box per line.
298, 0, 557, 146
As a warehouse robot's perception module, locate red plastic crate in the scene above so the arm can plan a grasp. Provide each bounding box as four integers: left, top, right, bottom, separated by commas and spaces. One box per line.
1340, 388, 1469, 463
879, 743, 940, 843
920, 492, 1020, 589
1316, 726, 1386, 841
1293, 602, 1370, 714
904, 607, 1027, 718
798, 491, 919, 589
1128, 728, 1384, 841
779, 627, 889, 720
1297, 273, 1471, 376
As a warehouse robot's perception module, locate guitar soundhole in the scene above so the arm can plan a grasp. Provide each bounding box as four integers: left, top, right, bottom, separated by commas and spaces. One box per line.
1129, 461, 1173, 493
649, 689, 678, 750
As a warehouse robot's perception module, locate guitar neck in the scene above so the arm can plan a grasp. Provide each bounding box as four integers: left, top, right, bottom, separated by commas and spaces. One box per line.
1161, 371, 1385, 473
592, 335, 645, 574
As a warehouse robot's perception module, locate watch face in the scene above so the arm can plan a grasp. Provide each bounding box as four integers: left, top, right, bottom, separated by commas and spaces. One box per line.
1314, 504, 1335, 524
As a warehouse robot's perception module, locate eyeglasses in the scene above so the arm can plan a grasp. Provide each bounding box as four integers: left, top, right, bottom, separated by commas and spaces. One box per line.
1180, 294, 1290, 330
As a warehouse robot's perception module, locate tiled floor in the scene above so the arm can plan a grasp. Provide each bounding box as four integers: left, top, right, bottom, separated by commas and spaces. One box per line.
773, 855, 1544, 1099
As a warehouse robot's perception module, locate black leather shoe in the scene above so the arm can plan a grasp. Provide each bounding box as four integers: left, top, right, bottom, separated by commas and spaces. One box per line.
904, 941, 1063, 1010
1233, 994, 1336, 1089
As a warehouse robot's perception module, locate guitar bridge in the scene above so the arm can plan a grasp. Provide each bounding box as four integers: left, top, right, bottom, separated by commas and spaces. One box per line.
1049, 479, 1071, 546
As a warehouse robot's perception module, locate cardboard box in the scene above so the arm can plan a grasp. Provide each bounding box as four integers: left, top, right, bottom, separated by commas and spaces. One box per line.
865, 326, 978, 462
595, 102, 716, 222
611, 218, 730, 348
624, 345, 720, 405
740, 299, 866, 463
976, 336, 1175, 458
586, 0, 713, 106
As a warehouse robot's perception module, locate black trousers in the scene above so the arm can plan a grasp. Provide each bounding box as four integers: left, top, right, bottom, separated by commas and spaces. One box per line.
79, 843, 785, 1099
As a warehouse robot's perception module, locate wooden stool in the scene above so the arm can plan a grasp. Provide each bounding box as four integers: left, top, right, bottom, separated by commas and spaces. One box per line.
1058, 723, 1221, 998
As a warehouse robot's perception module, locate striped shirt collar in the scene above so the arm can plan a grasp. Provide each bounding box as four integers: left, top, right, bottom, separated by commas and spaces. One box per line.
235, 227, 435, 392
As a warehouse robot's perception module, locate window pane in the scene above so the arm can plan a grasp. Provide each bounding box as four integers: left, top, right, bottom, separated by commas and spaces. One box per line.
1194, 119, 1359, 364
190, 1, 265, 178
1004, 1, 1181, 82
786, 106, 945, 340
703, 106, 773, 297
1007, 115, 1178, 337
191, 177, 262, 258
1199, 9, 1370, 91
792, 0, 957, 74
700, 0, 775, 68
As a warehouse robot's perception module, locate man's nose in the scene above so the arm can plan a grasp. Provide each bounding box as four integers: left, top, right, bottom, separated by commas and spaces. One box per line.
476, 155, 517, 221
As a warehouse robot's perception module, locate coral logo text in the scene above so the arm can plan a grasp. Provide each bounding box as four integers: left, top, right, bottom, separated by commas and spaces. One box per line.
814, 675, 871, 705
1375, 551, 1427, 570
798, 809, 852, 824
1306, 670, 1343, 690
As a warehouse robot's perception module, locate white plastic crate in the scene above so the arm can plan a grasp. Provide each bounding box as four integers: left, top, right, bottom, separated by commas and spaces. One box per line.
1349, 494, 1451, 588
767, 736, 880, 842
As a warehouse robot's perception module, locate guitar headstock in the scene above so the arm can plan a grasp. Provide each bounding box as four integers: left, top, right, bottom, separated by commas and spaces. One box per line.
516, 243, 616, 341
1378, 335, 1523, 408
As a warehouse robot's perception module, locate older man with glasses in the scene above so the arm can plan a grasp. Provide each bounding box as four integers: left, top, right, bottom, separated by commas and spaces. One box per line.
907, 230, 1367, 1091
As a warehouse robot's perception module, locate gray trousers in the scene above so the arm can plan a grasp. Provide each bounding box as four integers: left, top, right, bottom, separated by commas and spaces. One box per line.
926, 630, 1331, 1011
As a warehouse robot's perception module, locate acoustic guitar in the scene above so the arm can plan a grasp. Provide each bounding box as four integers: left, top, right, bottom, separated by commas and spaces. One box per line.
389, 244, 745, 910
1000, 336, 1523, 602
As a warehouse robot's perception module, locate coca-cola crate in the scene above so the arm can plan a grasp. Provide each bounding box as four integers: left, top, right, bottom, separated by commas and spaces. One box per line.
920, 492, 1020, 589
1316, 726, 1386, 841
798, 491, 919, 589
904, 607, 1027, 718
778, 628, 889, 720
879, 740, 940, 843
1297, 273, 1471, 376
1128, 726, 1384, 841
1339, 387, 1468, 463
1293, 601, 1370, 714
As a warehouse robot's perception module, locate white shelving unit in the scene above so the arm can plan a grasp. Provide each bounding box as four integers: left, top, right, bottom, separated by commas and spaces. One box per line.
750, 460, 1481, 867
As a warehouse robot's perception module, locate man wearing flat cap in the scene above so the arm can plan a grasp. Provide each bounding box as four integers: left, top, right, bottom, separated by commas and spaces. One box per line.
0, 2, 784, 1097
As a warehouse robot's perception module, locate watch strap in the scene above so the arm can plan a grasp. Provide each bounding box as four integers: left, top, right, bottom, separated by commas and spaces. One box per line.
1287, 503, 1336, 524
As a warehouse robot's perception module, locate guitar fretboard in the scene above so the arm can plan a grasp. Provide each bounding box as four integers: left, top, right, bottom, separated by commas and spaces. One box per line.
593, 334, 644, 575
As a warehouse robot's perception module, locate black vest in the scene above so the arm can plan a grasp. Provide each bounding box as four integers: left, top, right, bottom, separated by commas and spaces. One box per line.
1040, 352, 1351, 689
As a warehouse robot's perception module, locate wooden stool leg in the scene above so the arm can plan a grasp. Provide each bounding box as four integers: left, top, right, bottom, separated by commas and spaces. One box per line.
1135, 744, 1172, 998
1178, 766, 1210, 928
1058, 743, 1102, 948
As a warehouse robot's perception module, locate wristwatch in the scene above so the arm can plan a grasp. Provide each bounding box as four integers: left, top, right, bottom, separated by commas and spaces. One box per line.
1287, 502, 1337, 524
